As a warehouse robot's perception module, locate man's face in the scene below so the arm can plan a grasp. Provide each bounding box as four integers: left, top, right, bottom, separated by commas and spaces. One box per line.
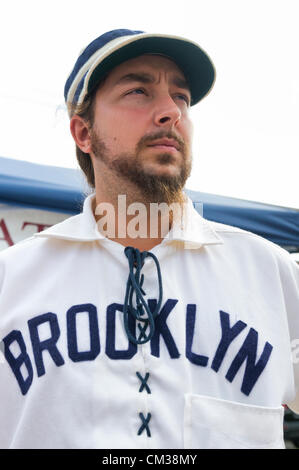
89, 54, 193, 203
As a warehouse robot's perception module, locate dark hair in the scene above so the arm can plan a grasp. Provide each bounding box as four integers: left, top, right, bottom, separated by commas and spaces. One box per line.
69, 85, 100, 188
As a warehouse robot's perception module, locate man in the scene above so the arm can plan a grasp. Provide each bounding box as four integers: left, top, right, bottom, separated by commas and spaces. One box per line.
0, 29, 298, 449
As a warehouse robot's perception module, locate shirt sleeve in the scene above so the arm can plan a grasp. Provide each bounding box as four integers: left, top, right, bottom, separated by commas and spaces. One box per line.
279, 254, 299, 412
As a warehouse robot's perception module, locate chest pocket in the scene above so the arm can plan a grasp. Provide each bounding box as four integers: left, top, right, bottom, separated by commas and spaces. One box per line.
184, 394, 285, 449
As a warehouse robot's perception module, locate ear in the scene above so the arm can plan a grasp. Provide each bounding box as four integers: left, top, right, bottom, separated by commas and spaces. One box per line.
70, 115, 91, 153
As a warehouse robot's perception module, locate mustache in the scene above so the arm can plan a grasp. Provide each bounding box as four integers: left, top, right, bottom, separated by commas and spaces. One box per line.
136, 130, 186, 153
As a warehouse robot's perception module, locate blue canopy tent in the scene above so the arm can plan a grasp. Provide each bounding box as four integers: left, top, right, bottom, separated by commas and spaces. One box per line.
0, 156, 298, 251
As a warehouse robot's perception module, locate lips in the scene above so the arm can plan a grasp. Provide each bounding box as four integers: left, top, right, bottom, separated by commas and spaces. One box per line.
147, 138, 180, 151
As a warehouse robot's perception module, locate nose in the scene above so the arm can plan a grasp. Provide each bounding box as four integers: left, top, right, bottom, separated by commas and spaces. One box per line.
153, 94, 182, 128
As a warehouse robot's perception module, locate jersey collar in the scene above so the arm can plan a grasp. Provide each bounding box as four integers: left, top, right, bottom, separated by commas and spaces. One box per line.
34, 192, 224, 249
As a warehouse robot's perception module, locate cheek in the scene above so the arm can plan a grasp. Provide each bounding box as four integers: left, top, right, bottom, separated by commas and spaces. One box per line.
181, 117, 193, 146
95, 106, 147, 151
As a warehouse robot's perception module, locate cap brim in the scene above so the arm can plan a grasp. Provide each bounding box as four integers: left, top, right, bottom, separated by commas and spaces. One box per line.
87, 35, 215, 106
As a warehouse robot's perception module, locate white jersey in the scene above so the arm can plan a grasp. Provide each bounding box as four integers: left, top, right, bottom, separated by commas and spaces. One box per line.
0, 194, 298, 449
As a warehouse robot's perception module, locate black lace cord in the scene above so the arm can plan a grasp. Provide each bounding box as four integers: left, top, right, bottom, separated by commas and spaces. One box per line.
123, 246, 163, 345
123, 249, 153, 344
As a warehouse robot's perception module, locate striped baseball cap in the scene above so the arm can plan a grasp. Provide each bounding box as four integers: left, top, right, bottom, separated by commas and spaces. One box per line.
64, 28, 216, 115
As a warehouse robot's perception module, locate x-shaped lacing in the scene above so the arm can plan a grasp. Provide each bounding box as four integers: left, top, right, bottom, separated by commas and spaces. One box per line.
136, 372, 151, 394
123, 247, 163, 345
137, 412, 152, 437
137, 321, 149, 342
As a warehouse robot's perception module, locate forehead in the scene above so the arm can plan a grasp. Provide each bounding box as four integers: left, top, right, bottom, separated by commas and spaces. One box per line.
105, 54, 188, 85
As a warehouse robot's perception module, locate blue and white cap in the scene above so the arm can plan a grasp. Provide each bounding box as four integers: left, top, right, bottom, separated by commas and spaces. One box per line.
64, 28, 216, 115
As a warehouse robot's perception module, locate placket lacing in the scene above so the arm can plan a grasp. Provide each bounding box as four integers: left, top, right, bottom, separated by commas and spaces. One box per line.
137, 413, 152, 437
124, 246, 162, 439
136, 372, 151, 394
123, 246, 163, 345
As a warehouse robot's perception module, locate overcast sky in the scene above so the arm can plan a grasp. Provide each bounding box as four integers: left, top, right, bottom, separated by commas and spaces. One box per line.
0, 0, 298, 209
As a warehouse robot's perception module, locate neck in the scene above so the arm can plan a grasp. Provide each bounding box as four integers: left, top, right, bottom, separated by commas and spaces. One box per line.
93, 186, 186, 251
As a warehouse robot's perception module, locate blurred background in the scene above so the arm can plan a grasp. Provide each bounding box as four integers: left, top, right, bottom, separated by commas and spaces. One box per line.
0, 0, 298, 209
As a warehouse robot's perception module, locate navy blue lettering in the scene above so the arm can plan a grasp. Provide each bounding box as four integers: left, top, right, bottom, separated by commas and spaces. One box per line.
3, 330, 33, 395
211, 310, 247, 372
28, 312, 64, 376
67, 303, 100, 362
226, 328, 273, 395
150, 299, 180, 358
186, 304, 208, 366
106, 303, 137, 359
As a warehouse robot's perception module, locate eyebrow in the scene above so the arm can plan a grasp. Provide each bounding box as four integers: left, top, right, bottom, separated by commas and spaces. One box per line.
114, 72, 190, 92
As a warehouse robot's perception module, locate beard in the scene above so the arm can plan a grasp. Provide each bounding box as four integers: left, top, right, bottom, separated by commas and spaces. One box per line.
90, 128, 192, 205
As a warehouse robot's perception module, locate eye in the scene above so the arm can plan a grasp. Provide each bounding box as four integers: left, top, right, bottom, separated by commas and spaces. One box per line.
175, 93, 190, 106
126, 88, 146, 96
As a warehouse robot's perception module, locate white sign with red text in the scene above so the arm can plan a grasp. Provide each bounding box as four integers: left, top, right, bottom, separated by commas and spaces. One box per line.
0, 204, 70, 251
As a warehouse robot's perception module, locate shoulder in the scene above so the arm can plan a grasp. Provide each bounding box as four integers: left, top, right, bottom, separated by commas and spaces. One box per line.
209, 218, 287, 251
0, 236, 39, 261
0, 236, 50, 281
0, 226, 76, 279
207, 219, 298, 274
